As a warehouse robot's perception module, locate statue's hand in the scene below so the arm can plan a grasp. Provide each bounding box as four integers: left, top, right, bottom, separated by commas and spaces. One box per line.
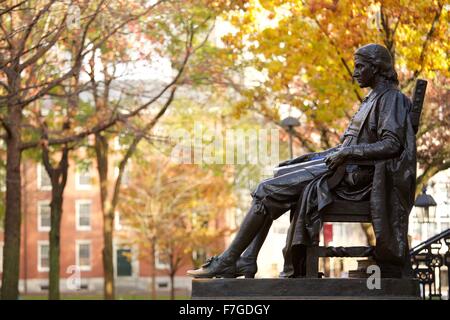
325, 147, 352, 170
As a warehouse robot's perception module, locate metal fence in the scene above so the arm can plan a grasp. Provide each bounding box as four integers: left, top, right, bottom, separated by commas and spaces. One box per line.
410, 228, 450, 300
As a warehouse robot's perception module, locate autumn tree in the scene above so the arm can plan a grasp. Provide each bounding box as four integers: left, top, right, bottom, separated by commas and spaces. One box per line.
84, 0, 246, 299
0, 0, 174, 299
220, 0, 449, 186
218, 0, 449, 245
0, 0, 104, 299
118, 149, 234, 299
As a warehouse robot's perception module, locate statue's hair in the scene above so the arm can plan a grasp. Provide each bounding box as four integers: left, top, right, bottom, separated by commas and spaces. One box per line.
354, 43, 399, 85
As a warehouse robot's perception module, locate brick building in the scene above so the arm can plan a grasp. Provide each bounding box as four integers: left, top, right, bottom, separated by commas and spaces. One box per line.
0, 158, 194, 296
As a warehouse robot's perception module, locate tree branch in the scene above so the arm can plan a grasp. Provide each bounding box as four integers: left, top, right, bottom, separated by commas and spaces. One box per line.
403, 2, 444, 88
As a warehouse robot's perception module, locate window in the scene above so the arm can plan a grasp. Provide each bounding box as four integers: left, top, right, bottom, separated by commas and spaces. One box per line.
155, 250, 169, 270
75, 164, 92, 190
38, 241, 49, 272
76, 241, 91, 271
37, 164, 52, 190
114, 162, 131, 187
38, 201, 51, 232
114, 211, 122, 231
76, 200, 91, 231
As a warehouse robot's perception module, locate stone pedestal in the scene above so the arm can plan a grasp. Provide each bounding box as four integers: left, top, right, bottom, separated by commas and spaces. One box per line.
348, 258, 376, 278
191, 278, 421, 300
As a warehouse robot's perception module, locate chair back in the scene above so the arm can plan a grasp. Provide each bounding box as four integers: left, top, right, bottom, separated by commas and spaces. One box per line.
410, 79, 428, 134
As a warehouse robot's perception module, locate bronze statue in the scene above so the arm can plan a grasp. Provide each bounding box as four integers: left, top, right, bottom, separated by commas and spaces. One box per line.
187, 43, 416, 279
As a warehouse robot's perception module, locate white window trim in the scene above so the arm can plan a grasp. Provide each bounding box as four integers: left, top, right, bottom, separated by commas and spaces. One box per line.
76, 240, 92, 271
114, 211, 122, 231
114, 162, 131, 186
155, 250, 170, 270
37, 240, 50, 273
0, 241, 3, 273
37, 163, 52, 191
75, 167, 92, 190
37, 200, 51, 232
75, 200, 92, 231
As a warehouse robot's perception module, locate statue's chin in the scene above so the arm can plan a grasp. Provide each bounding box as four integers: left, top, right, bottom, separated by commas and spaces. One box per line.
357, 82, 369, 88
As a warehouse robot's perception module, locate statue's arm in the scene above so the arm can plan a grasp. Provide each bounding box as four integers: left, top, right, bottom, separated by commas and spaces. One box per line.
346, 132, 401, 160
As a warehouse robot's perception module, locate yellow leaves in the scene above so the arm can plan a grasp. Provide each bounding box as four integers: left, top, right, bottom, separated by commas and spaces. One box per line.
221, 0, 449, 149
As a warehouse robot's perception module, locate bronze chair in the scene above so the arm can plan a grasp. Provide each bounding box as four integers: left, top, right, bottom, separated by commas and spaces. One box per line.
304, 79, 428, 278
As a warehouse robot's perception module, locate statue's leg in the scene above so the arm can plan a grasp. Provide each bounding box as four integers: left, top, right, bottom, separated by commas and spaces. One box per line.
187, 167, 316, 278
279, 206, 297, 278
234, 169, 316, 278
187, 201, 267, 278
236, 215, 273, 278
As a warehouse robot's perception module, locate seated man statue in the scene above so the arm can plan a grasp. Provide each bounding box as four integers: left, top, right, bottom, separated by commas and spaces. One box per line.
187, 43, 416, 279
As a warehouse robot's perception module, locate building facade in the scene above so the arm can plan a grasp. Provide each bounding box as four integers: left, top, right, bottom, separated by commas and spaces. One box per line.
0, 159, 193, 296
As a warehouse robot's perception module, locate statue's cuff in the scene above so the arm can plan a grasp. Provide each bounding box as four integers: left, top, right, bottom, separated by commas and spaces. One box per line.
349, 146, 365, 157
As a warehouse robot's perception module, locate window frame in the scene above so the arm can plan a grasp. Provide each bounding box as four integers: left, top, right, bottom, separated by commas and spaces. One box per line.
37, 200, 51, 232
76, 240, 92, 271
75, 165, 92, 190
75, 200, 92, 231
155, 250, 170, 270
37, 240, 50, 272
37, 163, 52, 191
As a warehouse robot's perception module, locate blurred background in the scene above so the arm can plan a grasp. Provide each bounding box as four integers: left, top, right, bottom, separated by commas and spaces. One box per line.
0, 0, 449, 300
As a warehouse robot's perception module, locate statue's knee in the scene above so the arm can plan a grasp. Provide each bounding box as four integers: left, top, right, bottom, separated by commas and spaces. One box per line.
252, 182, 267, 199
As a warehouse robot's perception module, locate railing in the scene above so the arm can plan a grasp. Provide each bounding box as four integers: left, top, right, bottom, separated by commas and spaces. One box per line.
410, 228, 450, 300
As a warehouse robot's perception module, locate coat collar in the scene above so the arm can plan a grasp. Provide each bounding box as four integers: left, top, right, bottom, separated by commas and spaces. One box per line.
363, 80, 397, 103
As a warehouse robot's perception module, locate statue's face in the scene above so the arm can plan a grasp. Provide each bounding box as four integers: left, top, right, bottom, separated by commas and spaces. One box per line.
352, 56, 375, 88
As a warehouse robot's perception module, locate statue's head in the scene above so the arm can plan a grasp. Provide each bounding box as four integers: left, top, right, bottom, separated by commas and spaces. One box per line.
353, 43, 398, 88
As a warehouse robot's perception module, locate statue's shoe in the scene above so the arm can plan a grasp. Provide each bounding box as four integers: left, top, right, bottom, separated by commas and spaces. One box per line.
187, 256, 236, 278
235, 257, 257, 278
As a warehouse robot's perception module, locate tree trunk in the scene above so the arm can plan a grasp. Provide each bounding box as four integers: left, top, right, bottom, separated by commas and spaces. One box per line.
170, 272, 175, 300
102, 208, 115, 300
1, 95, 22, 300
48, 186, 64, 300
151, 241, 157, 300
95, 133, 115, 300
46, 148, 69, 300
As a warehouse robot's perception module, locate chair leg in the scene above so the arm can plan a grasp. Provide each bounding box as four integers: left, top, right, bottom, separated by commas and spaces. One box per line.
306, 245, 319, 278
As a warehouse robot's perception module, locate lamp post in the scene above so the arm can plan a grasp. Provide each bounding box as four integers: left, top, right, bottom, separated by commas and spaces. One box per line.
281, 116, 300, 159
414, 186, 437, 241
414, 186, 437, 224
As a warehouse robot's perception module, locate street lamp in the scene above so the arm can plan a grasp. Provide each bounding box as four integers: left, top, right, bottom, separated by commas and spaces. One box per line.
414, 186, 437, 224
281, 116, 300, 159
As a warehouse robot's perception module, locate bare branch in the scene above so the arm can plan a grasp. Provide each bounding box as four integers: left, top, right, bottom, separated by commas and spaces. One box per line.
111, 86, 177, 209
16, 0, 59, 61
0, 0, 28, 17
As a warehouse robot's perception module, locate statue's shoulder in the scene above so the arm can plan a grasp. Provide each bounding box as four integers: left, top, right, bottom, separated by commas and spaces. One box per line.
377, 86, 410, 105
